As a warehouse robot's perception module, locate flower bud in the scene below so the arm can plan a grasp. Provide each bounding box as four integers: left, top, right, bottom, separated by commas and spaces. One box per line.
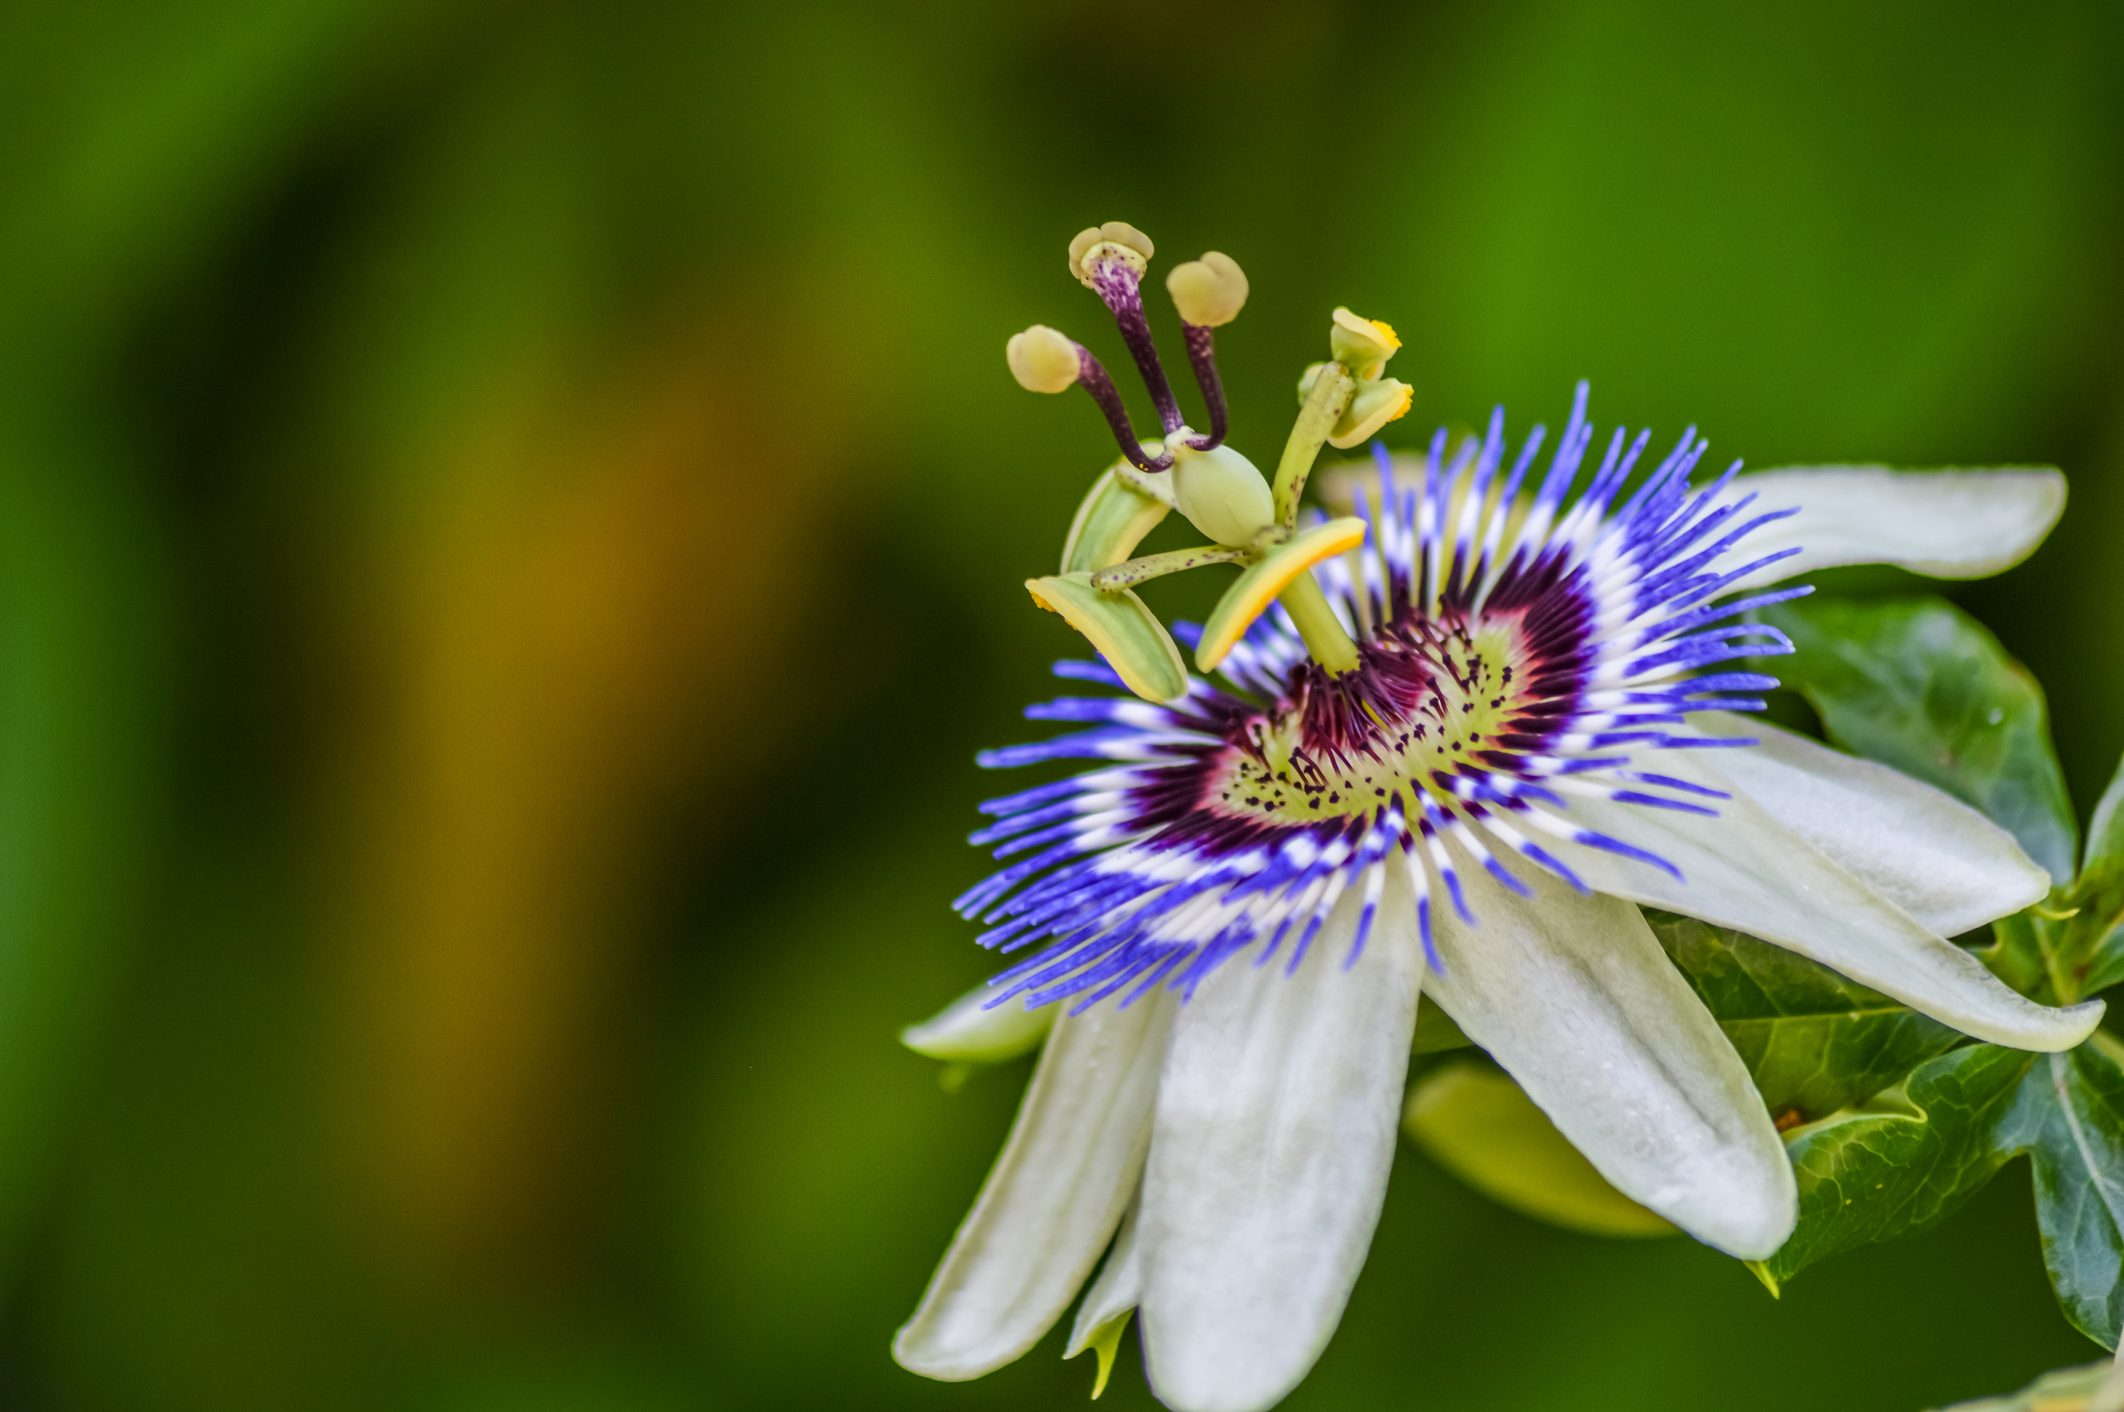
1329, 307, 1401, 381
1166, 251, 1248, 327
1007, 324, 1081, 393
1170, 442, 1275, 545
1329, 378, 1413, 449
1068, 220, 1156, 285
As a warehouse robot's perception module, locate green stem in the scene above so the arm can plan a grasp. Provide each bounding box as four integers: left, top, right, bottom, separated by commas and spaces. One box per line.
1089, 543, 1252, 592
1272, 364, 1355, 527
1277, 570, 1360, 675
2046, 913, 2080, 1006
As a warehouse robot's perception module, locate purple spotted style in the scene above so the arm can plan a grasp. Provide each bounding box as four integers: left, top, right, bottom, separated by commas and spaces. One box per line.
958, 384, 1810, 1013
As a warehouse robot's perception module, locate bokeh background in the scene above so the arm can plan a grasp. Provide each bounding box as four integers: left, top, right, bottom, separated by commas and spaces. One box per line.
0, 1, 2120, 1408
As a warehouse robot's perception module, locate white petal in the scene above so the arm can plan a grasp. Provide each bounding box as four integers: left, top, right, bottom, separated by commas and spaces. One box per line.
1400, 1063, 1678, 1239
894, 992, 1175, 1381
1694, 711, 2050, 934
1558, 750, 2102, 1051
1706, 466, 2063, 590
1137, 858, 1423, 1412
1422, 862, 1793, 1258
1065, 1188, 1141, 1358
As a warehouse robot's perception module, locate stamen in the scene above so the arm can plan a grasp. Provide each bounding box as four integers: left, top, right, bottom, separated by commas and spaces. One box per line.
1329, 308, 1401, 381
1090, 543, 1253, 592
1331, 378, 1415, 450
1278, 363, 1357, 525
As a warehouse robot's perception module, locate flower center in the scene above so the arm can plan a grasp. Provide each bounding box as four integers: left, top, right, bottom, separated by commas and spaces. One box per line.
1200, 596, 1581, 829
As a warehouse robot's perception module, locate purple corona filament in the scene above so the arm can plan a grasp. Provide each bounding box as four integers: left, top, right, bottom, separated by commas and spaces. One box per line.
959, 384, 1808, 1011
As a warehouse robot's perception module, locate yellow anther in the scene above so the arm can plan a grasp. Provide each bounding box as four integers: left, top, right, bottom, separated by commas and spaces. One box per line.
1068, 221, 1156, 285
1196, 517, 1368, 671
1025, 573, 1190, 703
1329, 378, 1414, 449
1006, 325, 1081, 393
1170, 442, 1275, 545
1166, 251, 1249, 327
1329, 307, 1402, 380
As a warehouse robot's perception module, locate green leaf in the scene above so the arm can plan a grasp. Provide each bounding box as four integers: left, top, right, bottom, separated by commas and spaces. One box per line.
1994, 1032, 2124, 1349
1760, 596, 2077, 885
1755, 1043, 2034, 1290
1974, 752, 2124, 1006
1973, 910, 2068, 1005
1650, 915, 1961, 1124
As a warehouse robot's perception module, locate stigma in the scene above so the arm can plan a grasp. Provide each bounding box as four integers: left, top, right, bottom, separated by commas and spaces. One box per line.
1005, 221, 1416, 698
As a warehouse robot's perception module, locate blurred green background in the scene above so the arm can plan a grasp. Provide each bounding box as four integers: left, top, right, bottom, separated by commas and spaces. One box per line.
0, 1, 2119, 1408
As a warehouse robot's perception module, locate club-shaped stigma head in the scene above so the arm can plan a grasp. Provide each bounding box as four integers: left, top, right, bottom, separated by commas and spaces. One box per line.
1167, 252, 1249, 328
1068, 221, 1155, 284
1007, 325, 1081, 393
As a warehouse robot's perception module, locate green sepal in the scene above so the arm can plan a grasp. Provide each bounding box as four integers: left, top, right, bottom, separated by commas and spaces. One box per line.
1759, 595, 2077, 884
1650, 914, 1960, 1123
1411, 1001, 1473, 1055
1026, 573, 1189, 704
1993, 1031, 2124, 1348
1072, 1310, 1131, 1400
899, 982, 1055, 1064
1401, 1059, 1676, 1238
1755, 1042, 2034, 1289
1061, 464, 1173, 575
1970, 750, 2124, 1007
1974, 910, 2070, 1006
